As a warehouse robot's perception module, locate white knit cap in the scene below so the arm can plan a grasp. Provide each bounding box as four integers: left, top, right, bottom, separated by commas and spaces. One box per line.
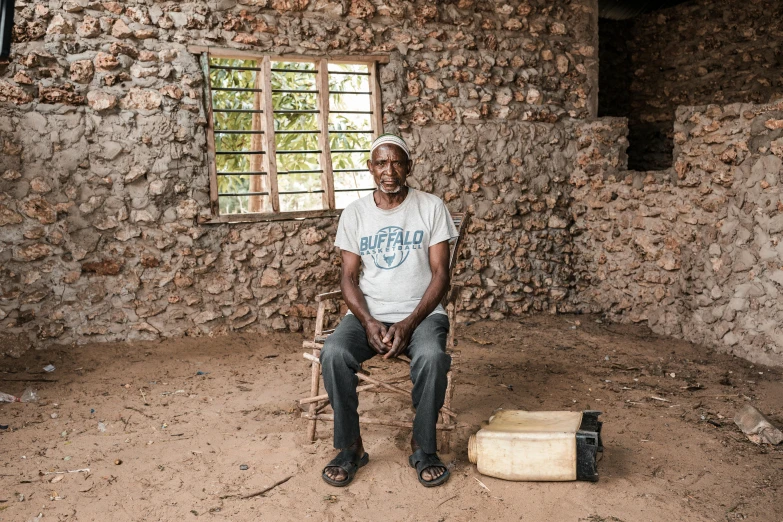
369, 134, 410, 160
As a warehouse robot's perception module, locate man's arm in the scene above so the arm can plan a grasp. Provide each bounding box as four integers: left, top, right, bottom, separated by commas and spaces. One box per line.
340, 249, 391, 355
382, 240, 450, 359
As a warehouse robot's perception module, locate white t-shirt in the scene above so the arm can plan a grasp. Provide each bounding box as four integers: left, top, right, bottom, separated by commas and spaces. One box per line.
334, 188, 459, 323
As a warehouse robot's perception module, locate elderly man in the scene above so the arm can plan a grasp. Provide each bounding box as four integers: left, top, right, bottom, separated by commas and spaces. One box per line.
320, 134, 458, 488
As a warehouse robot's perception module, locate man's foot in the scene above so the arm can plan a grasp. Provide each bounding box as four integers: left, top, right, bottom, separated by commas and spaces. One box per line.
410, 439, 449, 486
322, 437, 368, 487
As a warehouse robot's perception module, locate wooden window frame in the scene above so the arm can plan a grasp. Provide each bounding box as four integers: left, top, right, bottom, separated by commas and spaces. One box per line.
190, 46, 389, 224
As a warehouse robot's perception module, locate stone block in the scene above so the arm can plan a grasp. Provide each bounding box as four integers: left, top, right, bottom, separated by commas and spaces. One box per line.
47, 14, 74, 34
120, 88, 162, 110
192, 310, 222, 324
764, 119, 783, 130
70, 60, 94, 83
176, 199, 199, 219
732, 249, 756, 272
13, 243, 53, 261
87, 90, 118, 111
20, 198, 56, 224
301, 227, 327, 245
0, 80, 33, 104
112, 19, 133, 38
259, 268, 281, 287
349, 0, 375, 19
77, 16, 101, 37
769, 270, 783, 286
0, 205, 23, 226
723, 331, 739, 346
94, 52, 119, 70
82, 259, 123, 276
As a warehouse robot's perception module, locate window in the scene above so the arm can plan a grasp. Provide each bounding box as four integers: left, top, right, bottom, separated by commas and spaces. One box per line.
195, 48, 387, 219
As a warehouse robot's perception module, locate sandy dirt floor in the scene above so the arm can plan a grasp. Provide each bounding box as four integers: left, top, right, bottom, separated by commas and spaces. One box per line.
1, 314, 781, 522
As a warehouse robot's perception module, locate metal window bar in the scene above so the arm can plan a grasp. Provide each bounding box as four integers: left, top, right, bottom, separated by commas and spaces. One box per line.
329, 71, 371, 76
214, 130, 265, 135
330, 110, 373, 114
329, 90, 372, 95
215, 150, 265, 155
334, 168, 371, 172
271, 68, 318, 74
212, 87, 264, 92
328, 130, 374, 134
278, 169, 324, 175
272, 89, 319, 94
275, 130, 320, 134
276, 149, 322, 154
331, 149, 371, 153
275, 109, 320, 114
210, 65, 262, 72
334, 187, 375, 192
213, 109, 264, 113
217, 171, 268, 176
279, 189, 326, 195
219, 191, 270, 197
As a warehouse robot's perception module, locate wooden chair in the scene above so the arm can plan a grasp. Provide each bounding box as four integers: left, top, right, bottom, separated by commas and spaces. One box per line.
299, 212, 470, 453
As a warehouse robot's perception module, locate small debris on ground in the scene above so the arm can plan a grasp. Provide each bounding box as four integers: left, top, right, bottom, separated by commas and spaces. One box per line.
240, 475, 293, 499
474, 477, 491, 492
734, 404, 783, 445
469, 337, 493, 345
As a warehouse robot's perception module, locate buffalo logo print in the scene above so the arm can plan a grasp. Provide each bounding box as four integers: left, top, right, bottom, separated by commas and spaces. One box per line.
359, 226, 425, 270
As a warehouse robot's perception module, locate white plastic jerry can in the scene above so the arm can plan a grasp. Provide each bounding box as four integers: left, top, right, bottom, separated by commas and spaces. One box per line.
468, 410, 602, 481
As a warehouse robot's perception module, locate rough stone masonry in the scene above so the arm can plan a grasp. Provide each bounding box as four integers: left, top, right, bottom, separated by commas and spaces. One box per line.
570, 99, 783, 367
0, 1, 600, 353
3, 1, 781, 368
599, 0, 783, 171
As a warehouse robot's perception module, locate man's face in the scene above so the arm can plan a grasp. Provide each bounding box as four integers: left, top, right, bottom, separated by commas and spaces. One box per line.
367, 143, 410, 194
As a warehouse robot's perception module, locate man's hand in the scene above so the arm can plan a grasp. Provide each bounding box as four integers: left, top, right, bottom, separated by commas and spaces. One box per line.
363, 319, 390, 355
382, 318, 415, 359
379, 240, 449, 360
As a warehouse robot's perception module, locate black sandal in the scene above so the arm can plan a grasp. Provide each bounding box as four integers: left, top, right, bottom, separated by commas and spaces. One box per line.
408, 448, 450, 487
321, 448, 369, 487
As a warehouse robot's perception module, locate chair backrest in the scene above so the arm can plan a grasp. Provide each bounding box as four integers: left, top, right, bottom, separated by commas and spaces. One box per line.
444, 212, 470, 307
447, 212, 469, 273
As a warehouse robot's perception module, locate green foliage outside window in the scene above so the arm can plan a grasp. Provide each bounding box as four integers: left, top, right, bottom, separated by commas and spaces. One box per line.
209, 58, 376, 215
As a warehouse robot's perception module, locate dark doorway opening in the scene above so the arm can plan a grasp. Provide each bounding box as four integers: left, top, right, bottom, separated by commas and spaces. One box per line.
598, 16, 674, 172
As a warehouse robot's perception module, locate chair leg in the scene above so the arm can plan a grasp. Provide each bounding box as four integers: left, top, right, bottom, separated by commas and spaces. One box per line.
306, 348, 321, 443
439, 417, 451, 454
439, 371, 454, 453
446, 302, 456, 352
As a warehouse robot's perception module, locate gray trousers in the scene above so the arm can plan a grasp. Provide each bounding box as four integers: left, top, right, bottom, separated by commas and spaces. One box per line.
320, 313, 451, 454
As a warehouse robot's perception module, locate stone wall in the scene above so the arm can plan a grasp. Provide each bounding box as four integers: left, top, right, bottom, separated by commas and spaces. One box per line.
570, 99, 783, 367
0, 0, 600, 350
599, 0, 783, 171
